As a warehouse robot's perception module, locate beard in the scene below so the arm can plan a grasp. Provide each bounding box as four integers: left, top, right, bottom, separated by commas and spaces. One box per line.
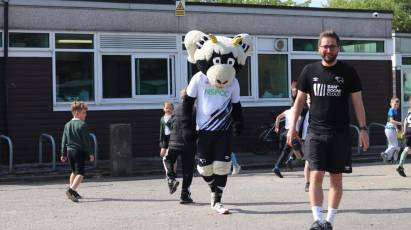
321, 53, 337, 64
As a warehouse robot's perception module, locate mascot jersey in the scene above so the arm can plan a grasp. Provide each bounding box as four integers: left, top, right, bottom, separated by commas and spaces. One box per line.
187, 71, 240, 131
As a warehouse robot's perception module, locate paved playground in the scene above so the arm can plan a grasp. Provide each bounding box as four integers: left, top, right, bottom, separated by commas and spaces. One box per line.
1, 163, 411, 230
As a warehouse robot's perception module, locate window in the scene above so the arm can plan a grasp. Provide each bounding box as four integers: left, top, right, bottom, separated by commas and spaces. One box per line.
56, 52, 94, 102
403, 68, 411, 101
340, 40, 384, 53
134, 57, 173, 96
55, 34, 93, 49
403, 57, 411, 65
55, 33, 94, 103
258, 54, 288, 98
293, 39, 317, 52
293, 38, 385, 53
187, 61, 199, 83
102, 55, 132, 98
9, 32, 49, 48
237, 57, 251, 97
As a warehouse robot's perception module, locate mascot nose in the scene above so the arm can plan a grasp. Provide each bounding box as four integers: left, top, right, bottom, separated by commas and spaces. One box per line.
216, 79, 228, 85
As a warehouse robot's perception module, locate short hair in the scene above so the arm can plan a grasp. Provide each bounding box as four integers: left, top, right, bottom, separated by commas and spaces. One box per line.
163, 101, 174, 109
391, 97, 399, 103
180, 88, 187, 98
318, 30, 341, 48
71, 101, 88, 113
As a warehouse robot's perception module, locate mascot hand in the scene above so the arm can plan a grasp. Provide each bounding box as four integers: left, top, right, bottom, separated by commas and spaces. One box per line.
233, 121, 243, 136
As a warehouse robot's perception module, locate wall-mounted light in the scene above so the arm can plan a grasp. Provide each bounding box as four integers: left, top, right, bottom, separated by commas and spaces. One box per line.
57, 39, 92, 44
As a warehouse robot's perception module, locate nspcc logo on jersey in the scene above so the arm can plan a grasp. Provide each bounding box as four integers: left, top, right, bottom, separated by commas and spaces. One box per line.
313, 84, 342, 97
204, 87, 229, 97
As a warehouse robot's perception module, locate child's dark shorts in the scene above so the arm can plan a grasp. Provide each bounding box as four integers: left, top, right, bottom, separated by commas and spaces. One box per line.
305, 130, 352, 174
67, 149, 87, 176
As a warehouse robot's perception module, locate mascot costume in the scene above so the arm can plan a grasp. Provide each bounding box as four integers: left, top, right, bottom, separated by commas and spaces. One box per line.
182, 30, 252, 214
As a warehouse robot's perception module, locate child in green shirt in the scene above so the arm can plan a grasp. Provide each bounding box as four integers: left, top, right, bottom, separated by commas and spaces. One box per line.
60, 101, 95, 202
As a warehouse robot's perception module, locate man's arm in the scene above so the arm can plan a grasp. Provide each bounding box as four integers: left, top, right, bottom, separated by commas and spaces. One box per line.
286, 90, 306, 146
351, 91, 369, 151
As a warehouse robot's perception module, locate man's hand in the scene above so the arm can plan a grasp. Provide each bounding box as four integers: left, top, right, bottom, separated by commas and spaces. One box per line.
89, 155, 95, 162
286, 128, 298, 147
359, 130, 369, 151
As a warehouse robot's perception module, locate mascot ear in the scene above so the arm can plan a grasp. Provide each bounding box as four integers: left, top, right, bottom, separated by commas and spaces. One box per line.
184, 30, 209, 64
232, 33, 253, 65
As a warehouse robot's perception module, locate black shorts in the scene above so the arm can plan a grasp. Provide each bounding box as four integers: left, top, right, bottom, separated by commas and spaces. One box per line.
305, 131, 352, 174
197, 130, 232, 166
67, 149, 86, 176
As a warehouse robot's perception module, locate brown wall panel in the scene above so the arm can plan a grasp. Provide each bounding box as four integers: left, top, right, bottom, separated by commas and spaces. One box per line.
5, 57, 392, 163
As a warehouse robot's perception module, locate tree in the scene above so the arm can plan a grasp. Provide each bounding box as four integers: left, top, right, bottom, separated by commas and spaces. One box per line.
187, 0, 312, 7
324, 0, 411, 32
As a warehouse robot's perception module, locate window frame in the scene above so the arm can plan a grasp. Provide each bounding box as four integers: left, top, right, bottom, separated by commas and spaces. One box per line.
52, 32, 97, 106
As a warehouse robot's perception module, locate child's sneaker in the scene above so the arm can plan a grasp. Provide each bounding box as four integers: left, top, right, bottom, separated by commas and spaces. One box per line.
212, 202, 230, 214
232, 164, 241, 175
65, 188, 78, 202
396, 166, 407, 177
72, 190, 82, 199
167, 179, 179, 194
323, 221, 333, 230
272, 167, 283, 178
380, 152, 388, 163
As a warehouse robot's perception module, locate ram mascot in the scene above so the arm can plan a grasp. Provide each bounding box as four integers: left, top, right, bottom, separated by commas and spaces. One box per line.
182, 30, 252, 214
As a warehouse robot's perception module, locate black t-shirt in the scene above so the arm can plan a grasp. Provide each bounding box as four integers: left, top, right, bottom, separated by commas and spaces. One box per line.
297, 61, 362, 133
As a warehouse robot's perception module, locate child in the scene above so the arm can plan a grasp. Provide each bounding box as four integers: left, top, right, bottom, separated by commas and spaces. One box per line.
396, 97, 411, 177
60, 101, 94, 202
159, 101, 174, 158
272, 100, 305, 178
381, 97, 402, 163
163, 89, 196, 203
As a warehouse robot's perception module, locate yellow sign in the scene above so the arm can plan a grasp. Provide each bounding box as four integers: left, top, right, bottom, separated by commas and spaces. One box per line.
175, 0, 185, 17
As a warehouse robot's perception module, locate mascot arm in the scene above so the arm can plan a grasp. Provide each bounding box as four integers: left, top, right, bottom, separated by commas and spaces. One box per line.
182, 95, 196, 143
232, 102, 244, 136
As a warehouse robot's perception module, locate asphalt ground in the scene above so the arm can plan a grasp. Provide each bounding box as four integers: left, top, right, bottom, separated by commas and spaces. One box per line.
1, 163, 411, 230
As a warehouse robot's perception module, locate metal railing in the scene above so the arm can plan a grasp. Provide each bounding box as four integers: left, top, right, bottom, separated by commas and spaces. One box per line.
349, 124, 361, 155
0, 135, 14, 173
368, 122, 387, 147
89, 133, 98, 168
38, 133, 56, 171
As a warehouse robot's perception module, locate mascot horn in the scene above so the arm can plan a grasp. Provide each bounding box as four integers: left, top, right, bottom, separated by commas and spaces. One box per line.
182, 30, 253, 214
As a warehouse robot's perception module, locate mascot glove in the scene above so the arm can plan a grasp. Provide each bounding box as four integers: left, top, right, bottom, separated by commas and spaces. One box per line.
233, 121, 244, 136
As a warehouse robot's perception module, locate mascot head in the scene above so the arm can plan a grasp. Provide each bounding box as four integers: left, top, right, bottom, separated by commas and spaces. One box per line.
184, 30, 253, 88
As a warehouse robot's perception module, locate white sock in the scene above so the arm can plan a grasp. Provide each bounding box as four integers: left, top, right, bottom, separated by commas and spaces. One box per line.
311, 206, 323, 223
326, 207, 338, 223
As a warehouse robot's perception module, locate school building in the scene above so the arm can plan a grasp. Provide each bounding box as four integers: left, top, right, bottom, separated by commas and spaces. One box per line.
0, 0, 394, 164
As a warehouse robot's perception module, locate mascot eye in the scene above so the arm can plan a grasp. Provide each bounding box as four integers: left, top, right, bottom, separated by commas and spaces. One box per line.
213, 57, 221, 65
227, 58, 235, 66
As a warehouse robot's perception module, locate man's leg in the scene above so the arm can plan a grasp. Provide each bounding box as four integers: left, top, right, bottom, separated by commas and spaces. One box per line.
309, 170, 325, 223
326, 173, 343, 224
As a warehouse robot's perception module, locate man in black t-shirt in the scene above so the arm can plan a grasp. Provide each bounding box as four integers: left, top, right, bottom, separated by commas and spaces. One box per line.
287, 31, 369, 230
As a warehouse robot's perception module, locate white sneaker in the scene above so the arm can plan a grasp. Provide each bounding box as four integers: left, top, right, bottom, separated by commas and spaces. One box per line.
212, 202, 230, 214
232, 164, 241, 175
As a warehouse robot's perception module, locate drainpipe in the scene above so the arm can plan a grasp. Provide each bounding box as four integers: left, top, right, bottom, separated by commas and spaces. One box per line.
1, 0, 8, 135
